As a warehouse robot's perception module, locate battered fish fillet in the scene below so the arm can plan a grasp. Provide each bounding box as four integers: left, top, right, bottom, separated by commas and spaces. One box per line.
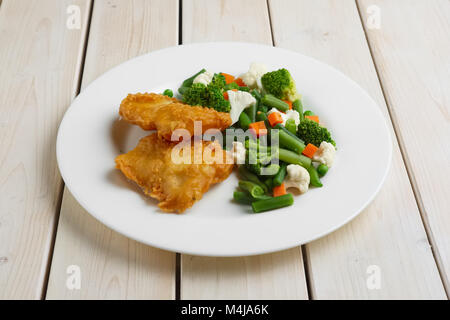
115, 133, 234, 213
119, 93, 232, 140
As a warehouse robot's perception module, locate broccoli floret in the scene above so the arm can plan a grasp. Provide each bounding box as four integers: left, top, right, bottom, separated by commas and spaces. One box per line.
297, 119, 336, 147
206, 84, 231, 112
183, 83, 209, 106
209, 73, 226, 89
261, 68, 300, 101
183, 82, 230, 112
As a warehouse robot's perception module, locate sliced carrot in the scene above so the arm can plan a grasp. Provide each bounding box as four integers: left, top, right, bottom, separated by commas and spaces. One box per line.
220, 72, 235, 84
305, 115, 319, 123
283, 100, 293, 110
273, 183, 287, 197
248, 121, 267, 137
235, 77, 246, 87
223, 89, 238, 101
267, 112, 284, 127
302, 143, 319, 158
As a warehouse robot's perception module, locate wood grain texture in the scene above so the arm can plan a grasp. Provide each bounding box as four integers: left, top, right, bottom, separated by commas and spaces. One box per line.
180, 0, 308, 300
358, 0, 450, 292
268, 0, 446, 299
45, 0, 178, 299
0, 0, 91, 299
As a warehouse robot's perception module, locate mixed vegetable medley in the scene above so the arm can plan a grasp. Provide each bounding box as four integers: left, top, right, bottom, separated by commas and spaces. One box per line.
165, 63, 337, 214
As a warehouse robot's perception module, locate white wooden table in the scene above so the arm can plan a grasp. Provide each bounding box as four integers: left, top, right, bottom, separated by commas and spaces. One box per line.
0, 0, 449, 300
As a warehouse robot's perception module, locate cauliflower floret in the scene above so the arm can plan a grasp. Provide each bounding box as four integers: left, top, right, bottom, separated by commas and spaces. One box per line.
228, 90, 256, 124
193, 71, 214, 86
241, 62, 267, 89
284, 164, 310, 194
231, 141, 246, 164
267, 108, 300, 126
313, 141, 336, 167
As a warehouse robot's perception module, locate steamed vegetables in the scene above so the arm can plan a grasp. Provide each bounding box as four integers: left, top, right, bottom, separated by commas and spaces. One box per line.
174, 64, 337, 214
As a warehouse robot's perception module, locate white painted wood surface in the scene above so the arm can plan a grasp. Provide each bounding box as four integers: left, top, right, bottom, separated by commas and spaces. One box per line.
358, 0, 450, 292
45, 0, 178, 300
0, 0, 91, 299
180, 0, 308, 300
268, 0, 446, 299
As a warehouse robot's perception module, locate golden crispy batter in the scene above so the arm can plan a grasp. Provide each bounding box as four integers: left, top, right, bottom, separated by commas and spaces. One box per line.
115, 133, 234, 213
119, 93, 232, 140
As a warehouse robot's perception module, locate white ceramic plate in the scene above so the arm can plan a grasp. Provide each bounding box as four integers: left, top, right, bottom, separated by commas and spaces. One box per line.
57, 42, 391, 257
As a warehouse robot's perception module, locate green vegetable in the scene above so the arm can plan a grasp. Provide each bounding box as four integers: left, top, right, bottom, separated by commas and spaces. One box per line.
272, 163, 287, 187
261, 94, 289, 112
278, 148, 311, 168
233, 191, 253, 204
317, 164, 329, 177
238, 165, 268, 194
292, 99, 304, 120
285, 118, 297, 135
274, 124, 305, 144
260, 164, 280, 176
263, 177, 274, 190
303, 110, 315, 117
239, 112, 252, 130
255, 111, 271, 130
251, 89, 262, 101
307, 165, 323, 187
260, 68, 300, 101
209, 73, 226, 89
297, 119, 336, 147
183, 82, 231, 113
257, 104, 268, 113
252, 194, 294, 213
245, 102, 257, 123
239, 86, 250, 92
239, 181, 267, 199
224, 82, 239, 91
162, 89, 173, 97
273, 128, 305, 154
181, 68, 206, 88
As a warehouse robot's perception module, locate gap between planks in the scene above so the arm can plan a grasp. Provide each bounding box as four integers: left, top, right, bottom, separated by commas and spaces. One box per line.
354, 0, 449, 298
42, 0, 95, 300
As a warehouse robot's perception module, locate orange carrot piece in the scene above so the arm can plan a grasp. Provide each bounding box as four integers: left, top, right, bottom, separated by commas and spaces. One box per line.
267, 112, 284, 127
273, 183, 287, 197
283, 100, 293, 110
302, 143, 319, 158
305, 115, 319, 123
221, 72, 235, 84
248, 121, 267, 137
235, 78, 246, 87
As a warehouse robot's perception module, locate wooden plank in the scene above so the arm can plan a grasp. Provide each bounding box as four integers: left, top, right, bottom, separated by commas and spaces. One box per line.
45, 0, 178, 299
358, 0, 450, 292
268, 0, 446, 299
0, 0, 91, 300
180, 0, 308, 300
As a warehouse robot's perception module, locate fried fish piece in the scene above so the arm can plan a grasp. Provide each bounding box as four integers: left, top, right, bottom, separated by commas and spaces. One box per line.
115, 133, 234, 213
119, 93, 232, 140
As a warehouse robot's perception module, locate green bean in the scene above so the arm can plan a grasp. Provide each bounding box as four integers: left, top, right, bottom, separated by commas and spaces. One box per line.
238, 166, 268, 193
307, 165, 323, 187
255, 111, 271, 132
278, 148, 311, 168
272, 128, 305, 154
239, 181, 267, 199
239, 112, 252, 130
252, 194, 294, 213
272, 163, 287, 187
260, 164, 280, 176
292, 99, 304, 120
245, 139, 271, 153
251, 89, 262, 101
285, 119, 297, 135
245, 103, 257, 123
257, 104, 268, 113
233, 191, 253, 204
261, 94, 289, 112
303, 110, 315, 117
263, 177, 273, 190
274, 124, 305, 144
317, 164, 329, 177
181, 68, 206, 88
